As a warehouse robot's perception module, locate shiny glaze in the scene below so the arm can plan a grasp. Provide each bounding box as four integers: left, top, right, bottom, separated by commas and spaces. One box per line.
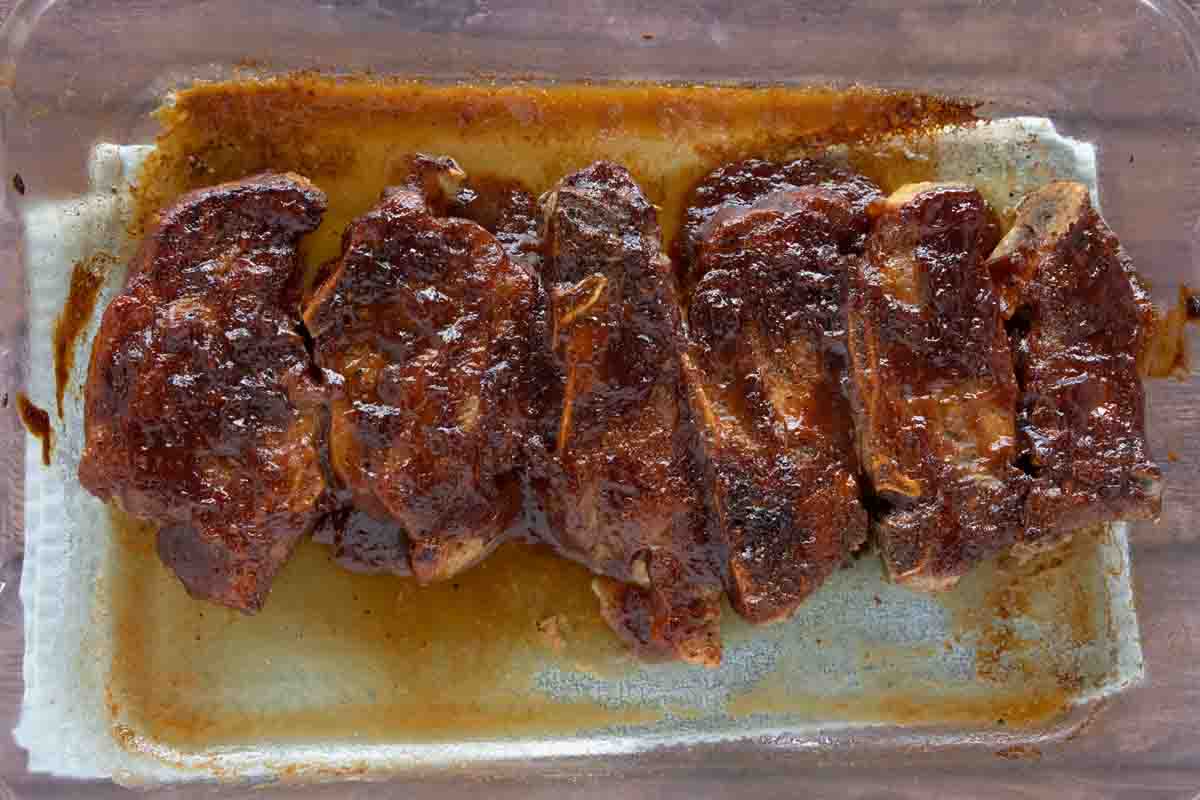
448, 171, 724, 664
986, 181, 1162, 538
680, 163, 879, 623
848, 183, 1028, 590
535, 162, 722, 666
79, 172, 328, 611
449, 175, 544, 270
674, 158, 881, 296
303, 159, 540, 585
113, 78, 975, 650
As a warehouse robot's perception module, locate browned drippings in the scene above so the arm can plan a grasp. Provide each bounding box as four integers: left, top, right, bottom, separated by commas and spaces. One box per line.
107, 506, 656, 752
131, 77, 977, 280
1142, 285, 1196, 379
964, 534, 1101, 690
16, 392, 51, 466
53, 254, 113, 418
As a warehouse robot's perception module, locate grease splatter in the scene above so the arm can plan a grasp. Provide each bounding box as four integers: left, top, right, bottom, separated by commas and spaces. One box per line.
53, 254, 112, 418
16, 393, 51, 466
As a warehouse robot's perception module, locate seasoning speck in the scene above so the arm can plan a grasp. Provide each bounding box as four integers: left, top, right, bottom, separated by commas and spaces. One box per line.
11, 173, 24, 195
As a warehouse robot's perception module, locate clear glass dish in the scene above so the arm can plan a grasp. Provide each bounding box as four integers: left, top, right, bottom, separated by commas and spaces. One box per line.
0, 0, 1198, 796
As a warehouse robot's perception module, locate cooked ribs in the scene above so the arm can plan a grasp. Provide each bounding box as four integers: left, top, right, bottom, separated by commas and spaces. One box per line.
847, 182, 1030, 591
675, 158, 881, 294
79, 173, 328, 611
303, 156, 540, 584
985, 181, 1163, 540
80, 148, 1165, 663
312, 174, 549, 578
679, 162, 879, 623
304, 158, 540, 582
534, 161, 723, 666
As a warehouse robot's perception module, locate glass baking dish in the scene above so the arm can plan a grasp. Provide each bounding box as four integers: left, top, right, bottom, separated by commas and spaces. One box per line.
0, 0, 1198, 796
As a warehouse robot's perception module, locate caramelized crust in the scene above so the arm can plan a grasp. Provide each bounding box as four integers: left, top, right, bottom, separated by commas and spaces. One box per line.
80, 172, 328, 611
304, 157, 540, 584
675, 158, 880, 293
682, 182, 874, 623
535, 161, 723, 667
848, 183, 1029, 590
81, 152, 1165, 660
986, 181, 1162, 540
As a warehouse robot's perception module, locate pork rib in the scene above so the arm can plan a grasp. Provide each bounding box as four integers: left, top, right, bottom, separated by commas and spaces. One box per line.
304, 156, 541, 584
675, 158, 880, 294
847, 182, 1029, 590
986, 181, 1162, 541
80, 173, 328, 611
682, 184, 873, 623
535, 161, 723, 667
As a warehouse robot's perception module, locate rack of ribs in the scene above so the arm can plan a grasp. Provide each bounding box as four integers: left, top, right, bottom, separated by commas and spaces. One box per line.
985, 182, 1162, 543
304, 155, 542, 584
847, 182, 1031, 591
79, 173, 328, 612
534, 161, 723, 666
78, 152, 1168, 663
678, 159, 879, 623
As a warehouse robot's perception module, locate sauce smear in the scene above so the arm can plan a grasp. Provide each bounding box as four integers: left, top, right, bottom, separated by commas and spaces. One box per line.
53, 254, 112, 418
16, 393, 51, 466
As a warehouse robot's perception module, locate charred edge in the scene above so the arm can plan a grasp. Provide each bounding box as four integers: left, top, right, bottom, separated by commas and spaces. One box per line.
1004, 306, 1033, 382
295, 321, 324, 384
312, 401, 344, 505
1004, 305, 1033, 341
296, 314, 342, 523
1003, 306, 1038, 480
857, 485, 894, 553
1014, 451, 1040, 480
861, 488, 896, 520
306, 329, 352, 541
669, 234, 694, 306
